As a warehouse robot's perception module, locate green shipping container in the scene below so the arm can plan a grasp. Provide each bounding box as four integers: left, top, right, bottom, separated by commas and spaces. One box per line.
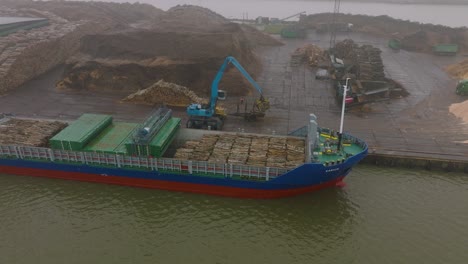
280, 26, 305, 39
126, 118, 181, 157
49, 114, 113, 151
84, 122, 138, 154
433, 44, 458, 55
264, 24, 285, 35
388, 39, 401, 50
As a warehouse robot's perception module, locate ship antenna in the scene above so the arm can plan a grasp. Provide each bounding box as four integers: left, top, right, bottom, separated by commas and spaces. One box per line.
338, 77, 351, 150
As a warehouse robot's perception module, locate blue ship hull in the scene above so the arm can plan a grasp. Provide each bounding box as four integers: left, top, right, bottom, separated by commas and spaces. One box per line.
0, 149, 366, 198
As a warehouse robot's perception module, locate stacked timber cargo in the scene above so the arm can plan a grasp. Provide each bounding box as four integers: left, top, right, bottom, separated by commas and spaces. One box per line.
209, 135, 235, 163
49, 114, 112, 151
286, 138, 306, 167
247, 137, 268, 166
174, 134, 306, 169
0, 118, 67, 147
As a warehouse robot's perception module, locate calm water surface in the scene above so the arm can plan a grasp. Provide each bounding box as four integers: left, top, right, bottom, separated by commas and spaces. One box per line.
1, 165, 467, 263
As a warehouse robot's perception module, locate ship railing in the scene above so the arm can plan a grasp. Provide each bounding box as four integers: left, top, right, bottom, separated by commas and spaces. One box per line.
0, 145, 289, 181
342, 133, 368, 150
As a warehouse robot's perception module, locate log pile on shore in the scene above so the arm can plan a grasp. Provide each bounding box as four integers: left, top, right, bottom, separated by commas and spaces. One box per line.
174, 134, 305, 168
290, 44, 326, 67
0, 119, 67, 147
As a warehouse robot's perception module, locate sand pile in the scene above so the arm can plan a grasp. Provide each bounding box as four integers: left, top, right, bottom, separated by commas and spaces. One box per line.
446, 59, 468, 79
449, 100, 468, 124
122, 80, 207, 107
0, 119, 67, 147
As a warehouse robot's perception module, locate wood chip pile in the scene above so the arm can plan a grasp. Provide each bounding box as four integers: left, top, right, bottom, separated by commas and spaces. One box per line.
0, 119, 67, 147
174, 134, 305, 168
446, 59, 468, 79
122, 80, 207, 107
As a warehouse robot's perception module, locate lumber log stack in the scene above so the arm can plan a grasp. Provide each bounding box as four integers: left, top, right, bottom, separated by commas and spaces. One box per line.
173, 134, 306, 168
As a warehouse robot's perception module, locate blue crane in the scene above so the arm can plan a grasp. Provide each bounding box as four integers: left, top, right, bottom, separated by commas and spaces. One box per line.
186, 56, 269, 130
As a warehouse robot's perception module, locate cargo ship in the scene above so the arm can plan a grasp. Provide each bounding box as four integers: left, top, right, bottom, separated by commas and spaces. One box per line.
0, 108, 367, 198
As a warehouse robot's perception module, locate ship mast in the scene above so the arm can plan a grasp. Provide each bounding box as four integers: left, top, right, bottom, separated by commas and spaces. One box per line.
338, 77, 351, 150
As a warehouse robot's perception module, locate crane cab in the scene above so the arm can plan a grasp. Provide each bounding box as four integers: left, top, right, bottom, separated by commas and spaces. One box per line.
218, 90, 227, 100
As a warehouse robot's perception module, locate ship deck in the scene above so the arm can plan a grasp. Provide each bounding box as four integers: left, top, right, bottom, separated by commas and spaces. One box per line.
315, 130, 366, 165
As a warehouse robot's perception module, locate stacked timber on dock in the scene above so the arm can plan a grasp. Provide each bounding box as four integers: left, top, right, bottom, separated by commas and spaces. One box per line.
334, 39, 385, 81
174, 134, 305, 168
290, 44, 326, 67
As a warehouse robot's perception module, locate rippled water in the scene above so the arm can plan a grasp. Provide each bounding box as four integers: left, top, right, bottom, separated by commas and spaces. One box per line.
1, 165, 468, 263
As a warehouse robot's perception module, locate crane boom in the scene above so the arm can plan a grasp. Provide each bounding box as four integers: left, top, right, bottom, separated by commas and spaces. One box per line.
210, 56, 264, 108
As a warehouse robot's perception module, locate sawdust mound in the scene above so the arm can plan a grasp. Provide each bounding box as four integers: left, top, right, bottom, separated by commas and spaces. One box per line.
446, 59, 468, 79
149, 5, 228, 32
449, 100, 468, 124
0, 119, 67, 147
20, 1, 164, 24
122, 80, 207, 107
57, 4, 273, 97
239, 25, 284, 47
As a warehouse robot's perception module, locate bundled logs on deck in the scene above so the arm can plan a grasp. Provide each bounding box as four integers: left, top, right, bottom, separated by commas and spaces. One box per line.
174, 134, 306, 168
0, 118, 67, 147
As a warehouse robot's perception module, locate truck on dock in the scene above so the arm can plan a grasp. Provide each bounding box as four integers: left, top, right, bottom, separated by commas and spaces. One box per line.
335, 79, 394, 108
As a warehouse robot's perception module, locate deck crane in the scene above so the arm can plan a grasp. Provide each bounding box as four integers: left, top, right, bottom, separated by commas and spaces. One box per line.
186, 56, 270, 130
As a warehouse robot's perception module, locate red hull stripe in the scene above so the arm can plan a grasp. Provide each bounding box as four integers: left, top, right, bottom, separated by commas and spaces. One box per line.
0, 165, 344, 199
